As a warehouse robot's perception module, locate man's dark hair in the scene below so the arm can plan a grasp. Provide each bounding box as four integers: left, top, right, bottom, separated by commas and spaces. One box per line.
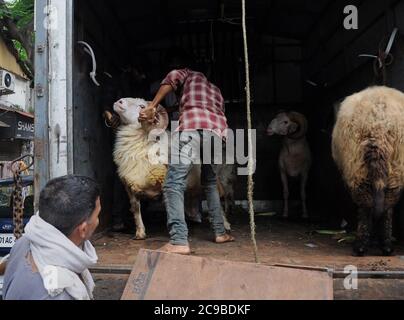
39, 175, 100, 237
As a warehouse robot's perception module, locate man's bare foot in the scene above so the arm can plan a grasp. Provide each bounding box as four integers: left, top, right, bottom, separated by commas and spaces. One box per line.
158, 243, 191, 255
215, 234, 235, 244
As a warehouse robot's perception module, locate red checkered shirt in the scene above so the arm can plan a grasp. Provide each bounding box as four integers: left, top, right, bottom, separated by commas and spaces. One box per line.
161, 69, 228, 139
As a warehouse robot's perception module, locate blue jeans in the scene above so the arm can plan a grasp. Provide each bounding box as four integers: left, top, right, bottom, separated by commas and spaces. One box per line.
163, 131, 226, 245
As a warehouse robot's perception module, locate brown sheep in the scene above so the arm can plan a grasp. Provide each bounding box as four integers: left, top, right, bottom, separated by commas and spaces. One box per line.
332, 86, 404, 256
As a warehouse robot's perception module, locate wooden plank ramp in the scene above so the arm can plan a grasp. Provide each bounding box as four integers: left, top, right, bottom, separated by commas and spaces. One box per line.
121, 249, 334, 300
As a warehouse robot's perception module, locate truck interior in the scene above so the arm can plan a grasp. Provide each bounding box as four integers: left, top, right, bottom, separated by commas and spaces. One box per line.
71, 0, 404, 274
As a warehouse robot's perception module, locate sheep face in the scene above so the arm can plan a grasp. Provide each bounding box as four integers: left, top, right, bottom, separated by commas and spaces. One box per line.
267, 113, 298, 137
113, 98, 148, 127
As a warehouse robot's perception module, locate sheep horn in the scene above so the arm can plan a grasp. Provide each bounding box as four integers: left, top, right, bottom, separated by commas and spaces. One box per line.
154, 104, 169, 131
287, 112, 308, 139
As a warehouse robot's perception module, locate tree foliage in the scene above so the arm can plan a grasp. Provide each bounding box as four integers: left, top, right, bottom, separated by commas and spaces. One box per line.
0, 0, 34, 78
0, 0, 34, 28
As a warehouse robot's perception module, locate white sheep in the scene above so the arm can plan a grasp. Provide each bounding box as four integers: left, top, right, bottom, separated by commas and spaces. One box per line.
332, 86, 404, 256
113, 98, 231, 239
267, 111, 312, 219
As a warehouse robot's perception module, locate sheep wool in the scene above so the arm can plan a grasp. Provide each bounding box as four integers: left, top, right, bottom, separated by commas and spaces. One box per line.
113, 123, 168, 196
332, 86, 404, 209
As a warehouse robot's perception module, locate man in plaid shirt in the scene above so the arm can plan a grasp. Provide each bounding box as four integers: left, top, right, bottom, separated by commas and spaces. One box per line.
140, 50, 235, 255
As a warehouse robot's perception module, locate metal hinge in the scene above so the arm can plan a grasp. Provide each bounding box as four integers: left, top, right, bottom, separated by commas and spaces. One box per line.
36, 84, 45, 97
37, 44, 46, 54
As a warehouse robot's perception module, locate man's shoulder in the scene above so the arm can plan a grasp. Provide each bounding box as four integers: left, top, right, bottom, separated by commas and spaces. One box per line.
3, 237, 73, 301
7, 236, 30, 263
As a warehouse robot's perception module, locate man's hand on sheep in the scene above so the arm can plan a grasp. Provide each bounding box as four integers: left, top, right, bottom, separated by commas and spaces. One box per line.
139, 84, 174, 124
139, 105, 158, 124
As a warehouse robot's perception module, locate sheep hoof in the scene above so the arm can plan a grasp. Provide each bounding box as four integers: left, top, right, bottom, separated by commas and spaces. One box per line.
133, 230, 147, 241
224, 222, 232, 232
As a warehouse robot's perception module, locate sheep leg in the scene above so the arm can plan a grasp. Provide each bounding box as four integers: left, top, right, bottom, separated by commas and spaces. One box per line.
221, 203, 232, 231
281, 170, 289, 218
226, 189, 236, 216
224, 195, 231, 217
300, 171, 309, 219
380, 208, 394, 256
353, 208, 371, 257
129, 196, 146, 240
185, 194, 202, 223
224, 195, 233, 229
207, 198, 231, 231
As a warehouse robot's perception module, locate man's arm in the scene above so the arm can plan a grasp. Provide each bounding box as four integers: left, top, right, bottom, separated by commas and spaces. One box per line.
139, 84, 173, 123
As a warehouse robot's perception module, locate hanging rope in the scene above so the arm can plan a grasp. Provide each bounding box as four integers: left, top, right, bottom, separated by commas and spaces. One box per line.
358, 28, 398, 86
241, 0, 259, 263
77, 41, 101, 87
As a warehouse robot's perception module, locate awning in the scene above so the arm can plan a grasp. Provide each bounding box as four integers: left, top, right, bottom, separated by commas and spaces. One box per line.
0, 106, 34, 140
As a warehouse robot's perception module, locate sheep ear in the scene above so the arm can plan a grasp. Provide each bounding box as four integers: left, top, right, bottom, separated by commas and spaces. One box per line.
288, 122, 299, 135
